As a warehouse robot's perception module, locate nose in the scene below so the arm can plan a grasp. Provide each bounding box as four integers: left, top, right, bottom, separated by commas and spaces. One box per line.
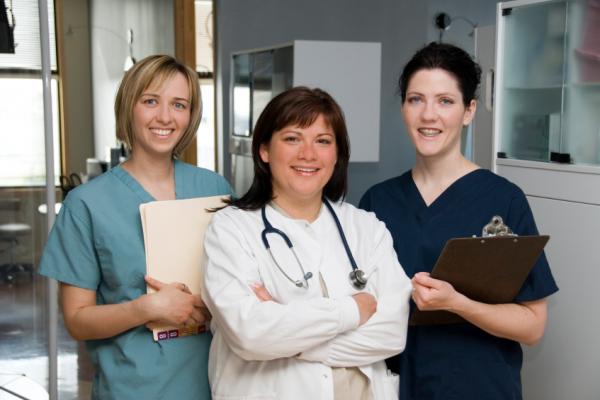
156, 102, 172, 123
298, 141, 316, 160
420, 100, 437, 121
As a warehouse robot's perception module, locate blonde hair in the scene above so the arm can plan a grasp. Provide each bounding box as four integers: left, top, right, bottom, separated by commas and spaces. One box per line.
114, 55, 201, 158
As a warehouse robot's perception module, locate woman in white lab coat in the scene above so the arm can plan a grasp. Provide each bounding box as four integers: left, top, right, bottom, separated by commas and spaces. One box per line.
203, 86, 412, 400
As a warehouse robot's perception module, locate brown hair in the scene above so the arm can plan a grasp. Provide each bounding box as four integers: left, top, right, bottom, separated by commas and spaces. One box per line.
230, 86, 350, 210
114, 54, 201, 158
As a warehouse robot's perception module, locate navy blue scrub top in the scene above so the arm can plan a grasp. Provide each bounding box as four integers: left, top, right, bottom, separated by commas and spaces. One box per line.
359, 169, 558, 400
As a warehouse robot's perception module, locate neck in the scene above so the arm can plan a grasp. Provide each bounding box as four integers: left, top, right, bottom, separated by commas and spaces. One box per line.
122, 152, 176, 200
272, 195, 323, 222
412, 152, 478, 206
413, 151, 476, 184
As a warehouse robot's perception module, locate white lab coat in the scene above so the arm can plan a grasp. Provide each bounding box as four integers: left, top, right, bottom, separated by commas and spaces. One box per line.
203, 201, 411, 400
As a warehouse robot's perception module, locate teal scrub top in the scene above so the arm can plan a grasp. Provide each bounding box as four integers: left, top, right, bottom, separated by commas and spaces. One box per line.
39, 160, 232, 400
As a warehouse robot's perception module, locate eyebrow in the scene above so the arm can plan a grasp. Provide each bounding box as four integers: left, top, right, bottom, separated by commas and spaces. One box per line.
140, 93, 190, 103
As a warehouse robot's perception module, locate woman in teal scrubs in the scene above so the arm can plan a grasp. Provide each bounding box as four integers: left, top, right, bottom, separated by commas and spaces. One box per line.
360, 43, 558, 399
39, 55, 231, 399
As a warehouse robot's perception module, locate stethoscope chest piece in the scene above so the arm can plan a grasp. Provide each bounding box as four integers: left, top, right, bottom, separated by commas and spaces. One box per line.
349, 269, 367, 290
262, 199, 368, 290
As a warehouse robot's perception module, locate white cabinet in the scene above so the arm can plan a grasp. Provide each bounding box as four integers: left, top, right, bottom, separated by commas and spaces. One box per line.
494, 1, 600, 399
229, 40, 381, 194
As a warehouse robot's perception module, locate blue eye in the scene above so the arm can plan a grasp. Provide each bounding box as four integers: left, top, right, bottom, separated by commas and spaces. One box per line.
174, 102, 187, 110
407, 96, 422, 104
440, 98, 454, 105
143, 98, 158, 105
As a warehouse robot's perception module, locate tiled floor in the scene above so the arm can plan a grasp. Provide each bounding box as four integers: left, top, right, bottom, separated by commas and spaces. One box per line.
0, 275, 93, 399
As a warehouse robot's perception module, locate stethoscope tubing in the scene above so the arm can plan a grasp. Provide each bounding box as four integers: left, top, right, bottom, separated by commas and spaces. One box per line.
260, 199, 366, 290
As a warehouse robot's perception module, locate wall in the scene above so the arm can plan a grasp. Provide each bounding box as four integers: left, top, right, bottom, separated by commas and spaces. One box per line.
59, 0, 94, 175
216, 0, 500, 204
216, 0, 429, 204
90, 0, 174, 161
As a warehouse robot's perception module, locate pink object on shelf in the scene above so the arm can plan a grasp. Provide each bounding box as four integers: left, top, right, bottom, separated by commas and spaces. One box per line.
579, 0, 600, 53
574, 1, 600, 82
575, 48, 600, 82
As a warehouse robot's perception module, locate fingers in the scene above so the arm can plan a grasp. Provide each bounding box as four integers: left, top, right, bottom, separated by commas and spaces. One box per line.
412, 272, 440, 289
352, 292, 378, 326
146, 276, 193, 294
144, 275, 165, 290
250, 283, 274, 302
179, 283, 191, 294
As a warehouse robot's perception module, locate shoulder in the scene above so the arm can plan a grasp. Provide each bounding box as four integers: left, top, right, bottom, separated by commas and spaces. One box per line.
176, 160, 233, 196
210, 205, 260, 230
475, 169, 524, 196
359, 171, 411, 211
363, 173, 408, 197
60, 170, 119, 218
334, 201, 389, 237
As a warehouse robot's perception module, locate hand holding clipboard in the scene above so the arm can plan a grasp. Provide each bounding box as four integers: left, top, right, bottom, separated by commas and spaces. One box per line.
410, 216, 549, 325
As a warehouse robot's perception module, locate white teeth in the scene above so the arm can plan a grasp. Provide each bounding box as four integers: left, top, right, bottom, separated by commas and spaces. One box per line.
151, 128, 172, 136
294, 167, 318, 173
418, 128, 441, 137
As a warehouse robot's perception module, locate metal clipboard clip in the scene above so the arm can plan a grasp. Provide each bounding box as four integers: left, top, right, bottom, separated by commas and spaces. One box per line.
481, 215, 517, 237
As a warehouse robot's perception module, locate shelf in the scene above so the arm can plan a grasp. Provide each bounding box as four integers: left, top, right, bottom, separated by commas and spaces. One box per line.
567, 82, 600, 89
496, 157, 600, 175
505, 85, 562, 90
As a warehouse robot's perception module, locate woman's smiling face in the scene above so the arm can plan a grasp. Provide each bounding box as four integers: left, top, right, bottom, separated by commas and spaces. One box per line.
402, 68, 476, 159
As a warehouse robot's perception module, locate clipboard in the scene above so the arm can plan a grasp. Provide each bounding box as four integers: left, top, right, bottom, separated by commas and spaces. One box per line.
140, 195, 228, 341
410, 234, 549, 325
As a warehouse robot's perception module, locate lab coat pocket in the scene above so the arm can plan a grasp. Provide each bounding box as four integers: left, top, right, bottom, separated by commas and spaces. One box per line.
382, 370, 400, 400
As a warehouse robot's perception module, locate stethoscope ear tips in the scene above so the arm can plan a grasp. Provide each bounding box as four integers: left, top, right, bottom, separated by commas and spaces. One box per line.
304, 272, 313, 280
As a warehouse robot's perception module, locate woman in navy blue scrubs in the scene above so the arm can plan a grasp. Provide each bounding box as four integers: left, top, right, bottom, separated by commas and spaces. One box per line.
359, 42, 558, 399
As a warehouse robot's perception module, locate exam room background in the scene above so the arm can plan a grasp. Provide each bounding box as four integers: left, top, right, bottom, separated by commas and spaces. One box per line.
7, 0, 579, 398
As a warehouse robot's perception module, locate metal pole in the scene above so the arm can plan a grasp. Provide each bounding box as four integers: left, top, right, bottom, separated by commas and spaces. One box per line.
37, 0, 58, 398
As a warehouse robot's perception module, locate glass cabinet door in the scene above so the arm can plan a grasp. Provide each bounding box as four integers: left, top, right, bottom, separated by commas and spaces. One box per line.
232, 53, 251, 137
497, 0, 600, 166
251, 50, 274, 132
497, 1, 567, 162
564, 0, 600, 165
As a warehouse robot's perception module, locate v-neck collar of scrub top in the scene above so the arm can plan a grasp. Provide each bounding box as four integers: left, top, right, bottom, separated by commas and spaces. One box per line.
111, 159, 185, 202
406, 168, 488, 222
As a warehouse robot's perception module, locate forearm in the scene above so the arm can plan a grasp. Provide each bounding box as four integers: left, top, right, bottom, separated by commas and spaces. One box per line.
452, 297, 548, 345
208, 293, 359, 361
63, 296, 150, 340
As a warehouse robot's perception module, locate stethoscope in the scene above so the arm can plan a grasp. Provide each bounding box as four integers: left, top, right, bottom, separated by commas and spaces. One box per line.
260, 198, 368, 290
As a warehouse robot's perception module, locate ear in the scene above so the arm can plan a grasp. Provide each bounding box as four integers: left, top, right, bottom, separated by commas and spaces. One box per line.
259, 143, 269, 164
463, 99, 477, 126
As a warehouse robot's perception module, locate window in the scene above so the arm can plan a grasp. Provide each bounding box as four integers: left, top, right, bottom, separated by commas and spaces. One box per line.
0, 0, 60, 187
195, 0, 216, 171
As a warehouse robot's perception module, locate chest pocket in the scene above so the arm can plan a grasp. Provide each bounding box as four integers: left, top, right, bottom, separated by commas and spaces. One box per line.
257, 228, 322, 304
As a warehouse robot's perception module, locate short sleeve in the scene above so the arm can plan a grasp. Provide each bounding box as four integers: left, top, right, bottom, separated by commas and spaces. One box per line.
38, 202, 100, 290
507, 192, 559, 302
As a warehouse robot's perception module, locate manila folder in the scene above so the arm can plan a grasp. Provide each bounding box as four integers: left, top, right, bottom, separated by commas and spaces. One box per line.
140, 195, 227, 341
